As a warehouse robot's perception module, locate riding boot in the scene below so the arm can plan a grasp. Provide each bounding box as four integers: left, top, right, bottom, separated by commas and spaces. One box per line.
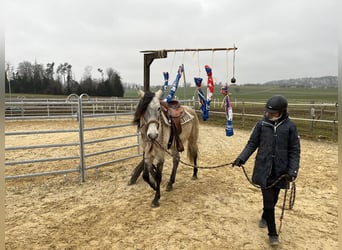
261, 209, 266, 221
259, 209, 267, 228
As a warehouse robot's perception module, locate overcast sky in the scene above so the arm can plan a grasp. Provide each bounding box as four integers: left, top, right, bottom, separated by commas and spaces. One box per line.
5, 0, 338, 86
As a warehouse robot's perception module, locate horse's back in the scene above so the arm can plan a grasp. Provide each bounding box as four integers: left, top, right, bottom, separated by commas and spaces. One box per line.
180, 106, 199, 141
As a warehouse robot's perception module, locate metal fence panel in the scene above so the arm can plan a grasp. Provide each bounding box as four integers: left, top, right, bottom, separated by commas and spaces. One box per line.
5, 95, 142, 181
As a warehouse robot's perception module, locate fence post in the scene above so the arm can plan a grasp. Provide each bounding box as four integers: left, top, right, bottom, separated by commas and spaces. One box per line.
20, 97, 24, 116
47, 100, 50, 117
137, 130, 141, 155
333, 102, 338, 139
310, 104, 315, 131
242, 101, 245, 128
66, 94, 79, 120
78, 93, 89, 182
319, 105, 325, 120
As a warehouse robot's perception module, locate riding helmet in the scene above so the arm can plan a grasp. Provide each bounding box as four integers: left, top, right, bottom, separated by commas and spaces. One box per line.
265, 95, 288, 113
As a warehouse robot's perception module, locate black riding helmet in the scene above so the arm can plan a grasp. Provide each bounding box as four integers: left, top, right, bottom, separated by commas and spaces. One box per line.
265, 95, 288, 114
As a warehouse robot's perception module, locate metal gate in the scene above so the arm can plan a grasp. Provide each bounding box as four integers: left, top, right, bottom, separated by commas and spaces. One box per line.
5, 94, 142, 182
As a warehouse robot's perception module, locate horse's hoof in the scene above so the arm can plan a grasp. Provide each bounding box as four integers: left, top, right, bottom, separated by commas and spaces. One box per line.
127, 180, 136, 186
151, 201, 160, 208
192, 176, 198, 180
166, 183, 173, 192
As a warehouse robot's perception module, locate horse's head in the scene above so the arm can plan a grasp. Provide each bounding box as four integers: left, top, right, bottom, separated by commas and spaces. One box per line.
134, 89, 163, 141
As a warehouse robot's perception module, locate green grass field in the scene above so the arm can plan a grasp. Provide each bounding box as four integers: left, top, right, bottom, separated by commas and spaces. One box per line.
6, 84, 338, 103
125, 85, 338, 142
125, 85, 338, 104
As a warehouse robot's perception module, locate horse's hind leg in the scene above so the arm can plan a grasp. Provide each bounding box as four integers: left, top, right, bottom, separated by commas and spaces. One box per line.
128, 158, 144, 185
166, 151, 180, 192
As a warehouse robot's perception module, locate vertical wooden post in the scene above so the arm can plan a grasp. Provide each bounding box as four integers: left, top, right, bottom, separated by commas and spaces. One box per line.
78, 93, 90, 182
333, 102, 338, 139
242, 101, 245, 128
143, 50, 167, 91
310, 104, 315, 131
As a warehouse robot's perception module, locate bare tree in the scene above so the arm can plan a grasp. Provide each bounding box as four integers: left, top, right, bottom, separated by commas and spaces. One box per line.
106, 67, 115, 80
33, 61, 45, 92
82, 66, 93, 80
56, 62, 69, 84
17, 61, 34, 80
66, 64, 72, 83
45, 62, 55, 80
98, 68, 104, 82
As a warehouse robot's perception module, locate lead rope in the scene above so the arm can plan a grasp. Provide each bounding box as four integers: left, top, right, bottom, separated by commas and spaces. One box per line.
241, 165, 296, 236
278, 180, 297, 235
154, 139, 234, 169
153, 139, 295, 235
278, 185, 288, 235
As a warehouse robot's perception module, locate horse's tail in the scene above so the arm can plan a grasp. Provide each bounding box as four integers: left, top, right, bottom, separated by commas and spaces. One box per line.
186, 108, 199, 164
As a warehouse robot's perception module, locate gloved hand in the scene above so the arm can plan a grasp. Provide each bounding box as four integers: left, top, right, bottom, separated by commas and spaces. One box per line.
232, 158, 245, 167
286, 174, 296, 182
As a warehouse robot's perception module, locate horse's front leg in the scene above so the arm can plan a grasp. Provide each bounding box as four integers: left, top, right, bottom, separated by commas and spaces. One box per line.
142, 162, 157, 191
141, 155, 164, 207
166, 150, 180, 191
151, 160, 164, 207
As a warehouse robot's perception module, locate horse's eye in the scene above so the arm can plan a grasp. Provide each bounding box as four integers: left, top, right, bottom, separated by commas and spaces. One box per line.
158, 107, 161, 112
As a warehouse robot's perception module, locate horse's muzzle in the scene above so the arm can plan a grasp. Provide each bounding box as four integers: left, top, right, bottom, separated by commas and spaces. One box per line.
147, 130, 159, 140
146, 120, 159, 140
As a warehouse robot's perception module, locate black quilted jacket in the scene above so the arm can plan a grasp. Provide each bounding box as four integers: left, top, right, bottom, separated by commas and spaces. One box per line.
238, 114, 301, 189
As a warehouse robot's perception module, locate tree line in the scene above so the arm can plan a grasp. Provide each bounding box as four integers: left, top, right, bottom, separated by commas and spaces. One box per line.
5, 61, 125, 97
242, 76, 338, 88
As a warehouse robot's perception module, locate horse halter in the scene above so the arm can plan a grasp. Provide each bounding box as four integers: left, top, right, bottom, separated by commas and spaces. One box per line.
143, 99, 161, 130
141, 104, 162, 141
145, 119, 160, 130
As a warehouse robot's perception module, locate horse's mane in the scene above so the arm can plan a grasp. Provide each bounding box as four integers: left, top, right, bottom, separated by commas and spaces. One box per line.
133, 91, 156, 127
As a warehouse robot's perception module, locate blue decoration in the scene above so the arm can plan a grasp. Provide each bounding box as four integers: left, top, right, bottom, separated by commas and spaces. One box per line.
226, 120, 234, 136
164, 66, 183, 103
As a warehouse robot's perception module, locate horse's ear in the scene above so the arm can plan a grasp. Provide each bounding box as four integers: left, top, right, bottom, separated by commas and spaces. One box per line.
137, 89, 145, 98
155, 89, 163, 100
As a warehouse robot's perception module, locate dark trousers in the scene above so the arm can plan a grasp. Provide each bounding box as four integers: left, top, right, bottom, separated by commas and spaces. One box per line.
261, 187, 280, 236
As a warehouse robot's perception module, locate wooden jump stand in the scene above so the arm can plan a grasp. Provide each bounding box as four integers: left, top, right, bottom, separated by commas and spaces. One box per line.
128, 47, 238, 185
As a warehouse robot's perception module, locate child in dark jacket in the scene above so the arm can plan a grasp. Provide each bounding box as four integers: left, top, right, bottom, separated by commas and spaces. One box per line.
233, 95, 300, 246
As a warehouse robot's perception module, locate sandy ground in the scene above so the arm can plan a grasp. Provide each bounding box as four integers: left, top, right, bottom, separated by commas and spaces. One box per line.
5, 119, 338, 249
